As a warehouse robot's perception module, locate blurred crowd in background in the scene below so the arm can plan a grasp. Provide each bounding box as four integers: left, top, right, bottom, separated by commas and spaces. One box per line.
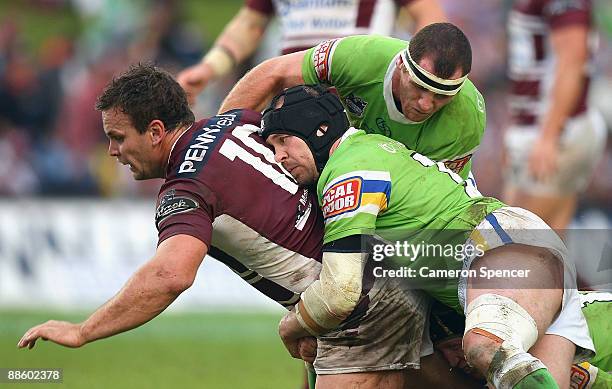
1, 0, 611, 212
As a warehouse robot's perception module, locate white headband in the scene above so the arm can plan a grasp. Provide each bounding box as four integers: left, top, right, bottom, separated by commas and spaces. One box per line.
400, 46, 468, 96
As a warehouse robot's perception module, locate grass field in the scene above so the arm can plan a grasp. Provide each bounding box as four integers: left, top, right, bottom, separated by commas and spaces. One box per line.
0, 310, 303, 389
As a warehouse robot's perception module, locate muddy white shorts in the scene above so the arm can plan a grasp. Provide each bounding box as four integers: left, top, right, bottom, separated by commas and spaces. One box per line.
458, 206, 596, 362
504, 109, 607, 196
314, 277, 431, 375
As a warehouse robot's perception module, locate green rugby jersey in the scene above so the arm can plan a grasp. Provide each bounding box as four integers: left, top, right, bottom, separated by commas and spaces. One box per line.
317, 130, 503, 310
303, 35, 486, 179
580, 292, 612, 372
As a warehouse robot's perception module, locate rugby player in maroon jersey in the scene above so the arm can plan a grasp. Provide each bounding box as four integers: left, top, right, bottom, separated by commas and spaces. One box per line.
18, 64, 481, 389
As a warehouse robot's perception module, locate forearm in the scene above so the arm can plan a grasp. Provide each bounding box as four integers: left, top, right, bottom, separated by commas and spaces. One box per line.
200, 7, 269, 79
539, 66, 585, 140
216, 7, 268, 65
79, 261, 186, 343
295, 251, 365, 335
541, 25, 589, 140
219, 52, 306, 113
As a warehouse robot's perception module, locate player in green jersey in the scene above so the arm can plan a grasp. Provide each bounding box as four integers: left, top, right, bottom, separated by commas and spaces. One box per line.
261, 85, 595, 389
429, 292, 611, 389
219, 23, 485, 180
573, 291, 612, 388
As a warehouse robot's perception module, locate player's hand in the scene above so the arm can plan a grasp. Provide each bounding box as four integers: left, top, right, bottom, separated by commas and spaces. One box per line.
528, 135, 558, 182
176, 63, 215, 105
278, 311, 310, 359
17, 320, 86, 350
435, 336, 467, 369
298, 336, 317, 363
435, 336, 482, 379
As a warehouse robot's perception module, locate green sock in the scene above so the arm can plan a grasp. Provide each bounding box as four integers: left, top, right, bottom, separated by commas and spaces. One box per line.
307, 369, 317, 389
513, 368, 559, 389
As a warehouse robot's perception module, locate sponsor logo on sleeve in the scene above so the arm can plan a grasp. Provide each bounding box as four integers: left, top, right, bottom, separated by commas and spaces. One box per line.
444, 154, 472, 174
155, 189, 199, 228
312, 39, 339, 83
322, 177, 362, 219
569, 362, 594, 389
344, 94, 367, 118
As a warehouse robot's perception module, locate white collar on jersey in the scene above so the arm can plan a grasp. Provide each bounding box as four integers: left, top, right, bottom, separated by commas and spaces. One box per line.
383, 53, 423, 124
337, 127, 360, 147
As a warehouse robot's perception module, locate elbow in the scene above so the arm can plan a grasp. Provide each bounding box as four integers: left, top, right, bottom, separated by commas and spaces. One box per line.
166, 276, 195, 295
154, 266, 196, 296
259, 53, 303, 89
257, 57, 287, 87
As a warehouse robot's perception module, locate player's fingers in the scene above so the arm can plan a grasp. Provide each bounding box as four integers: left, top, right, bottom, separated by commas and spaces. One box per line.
299, 348, 316, 363
28, 339, 38, 349
18, 327, 36, 346
287, 341, 302, 359
299, 337, 317, 356
18, 330, 38, 349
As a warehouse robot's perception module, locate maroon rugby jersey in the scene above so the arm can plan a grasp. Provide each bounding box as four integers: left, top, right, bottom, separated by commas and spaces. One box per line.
155, 109, 324, 308
508, 0, 593, 126
246, 0, 414, 54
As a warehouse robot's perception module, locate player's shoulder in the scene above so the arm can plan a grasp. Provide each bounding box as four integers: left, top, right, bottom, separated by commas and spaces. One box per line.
307, 35, 405, 84
334, 35, 405, 64
439, 80, 486, 139
318, 159, 392, 236
320, 131, 395, 189
341, 34, 405, 48
166, 109, 263, 179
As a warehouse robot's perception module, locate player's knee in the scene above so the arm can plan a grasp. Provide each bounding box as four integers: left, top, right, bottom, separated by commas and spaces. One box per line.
463, 293, 549, 387
462, 330, 500, 371
464, 294, 539, 352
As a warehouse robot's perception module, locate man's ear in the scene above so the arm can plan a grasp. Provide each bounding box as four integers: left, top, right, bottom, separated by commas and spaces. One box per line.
148, 120, 165, 145
395, 57, 404, 72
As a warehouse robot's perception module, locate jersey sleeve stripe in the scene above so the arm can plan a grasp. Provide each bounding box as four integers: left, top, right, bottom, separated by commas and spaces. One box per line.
312, 38, 342, 83
361, 192, 388, 212
362, 179, 391, 203
324, 203, 381, 225
322, 170, 391, 194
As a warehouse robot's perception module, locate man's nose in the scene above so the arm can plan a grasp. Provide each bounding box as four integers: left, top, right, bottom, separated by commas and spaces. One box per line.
418, 92, 434, 112
274, 150, 287, 163
108, 142, 119, 157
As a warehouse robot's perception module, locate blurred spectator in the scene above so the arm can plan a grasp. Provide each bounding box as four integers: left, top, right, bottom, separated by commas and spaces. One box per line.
0, 0, 205, 197
501, 0, 607, 235
0, 0, 608, 221
177, 0, 447, 105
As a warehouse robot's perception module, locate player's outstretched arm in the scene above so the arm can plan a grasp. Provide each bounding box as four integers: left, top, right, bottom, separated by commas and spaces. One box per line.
219, 50, 306, 113
17, 234, 207, 350
177, 6, 270, 105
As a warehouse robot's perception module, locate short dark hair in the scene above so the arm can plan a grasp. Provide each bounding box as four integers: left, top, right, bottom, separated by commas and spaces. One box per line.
95, 63, 194, 133
408, 23, 472, 78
